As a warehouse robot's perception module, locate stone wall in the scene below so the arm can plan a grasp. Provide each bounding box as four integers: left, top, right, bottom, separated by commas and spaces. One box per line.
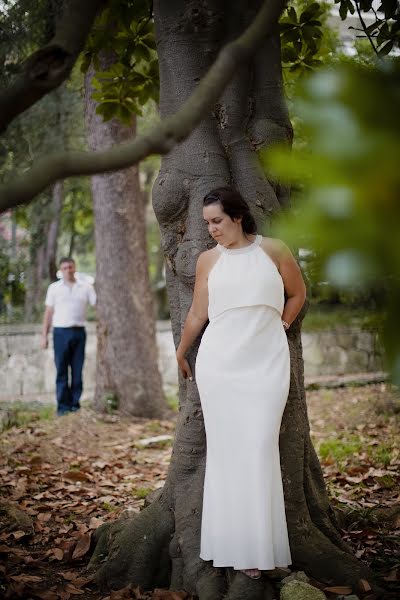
0, 323, 384, 402
302, 329, 384, 377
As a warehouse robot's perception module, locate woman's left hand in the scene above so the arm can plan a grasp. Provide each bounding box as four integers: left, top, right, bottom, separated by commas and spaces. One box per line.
176, 351, 193, 381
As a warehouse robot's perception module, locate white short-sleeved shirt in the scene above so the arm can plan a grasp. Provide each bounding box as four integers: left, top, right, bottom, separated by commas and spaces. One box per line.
45, 279, 96, 327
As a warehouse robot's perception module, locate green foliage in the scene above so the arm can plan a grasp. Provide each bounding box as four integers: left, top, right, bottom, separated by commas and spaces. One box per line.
166, 392, 179, 413
318, 436, 363, 463
132, 486, 152, 499
0, 401, 54, 432
302, 306, 385, 332
101, 501, 116, 512
61, 176, 94, 257
280, 2, 326, 72
82, 0, 159, 124
0, 214, 27, 316
0, 0, 53, 85
334, 0, 400, 55
264, 59, 400, 383
102, 392, 119, 414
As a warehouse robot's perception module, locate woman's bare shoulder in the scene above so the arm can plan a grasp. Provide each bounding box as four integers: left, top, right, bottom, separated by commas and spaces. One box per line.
197, 246, 219, 259
260, 236, 289, 255
196, 246, 220, 270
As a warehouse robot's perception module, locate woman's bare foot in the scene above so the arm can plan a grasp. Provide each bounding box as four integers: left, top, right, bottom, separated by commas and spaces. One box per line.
240, 568, 261, 579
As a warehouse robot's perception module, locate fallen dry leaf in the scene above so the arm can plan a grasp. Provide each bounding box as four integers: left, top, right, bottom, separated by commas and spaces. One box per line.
323, 585, 353, 594
52, 547, 64, 560
10, 530, 27, 540
89, 516, 104, 529
383, 568, 399, 582
71, 532, 92, 560
64, 471, 91, 483
10, 573, 43, 583
37, 512, 52, 522
358, 578, 372, 593
64, 582, 85, 595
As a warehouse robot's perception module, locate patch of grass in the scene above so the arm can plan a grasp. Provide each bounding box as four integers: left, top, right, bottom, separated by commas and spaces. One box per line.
0, 402, 55, 431
132, 486, 152, 499
166, 393, 179, 412
318, 436, 363, 464
146, 421, 163, 433
303, 306, 384, 332
370, 444, 393, 467
64, 512, 77, 523
101, 502, 115, 512
374, 474, 396, 489
102, 392, 119, 415
69, 462, 81, 471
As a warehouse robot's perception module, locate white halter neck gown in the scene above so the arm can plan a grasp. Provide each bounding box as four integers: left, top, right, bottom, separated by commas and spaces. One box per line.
195, 234, 292, 570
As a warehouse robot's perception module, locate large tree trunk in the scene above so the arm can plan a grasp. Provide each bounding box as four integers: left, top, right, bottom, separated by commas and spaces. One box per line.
84, 60, 165, 418
90, 2, 374, 596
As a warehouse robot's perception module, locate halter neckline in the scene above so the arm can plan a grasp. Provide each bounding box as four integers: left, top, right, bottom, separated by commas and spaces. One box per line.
217, 234, 262, 255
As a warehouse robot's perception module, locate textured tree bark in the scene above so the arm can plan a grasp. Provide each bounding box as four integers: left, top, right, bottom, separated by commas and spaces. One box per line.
90, 1, 375, 596
84, 59, 165, 418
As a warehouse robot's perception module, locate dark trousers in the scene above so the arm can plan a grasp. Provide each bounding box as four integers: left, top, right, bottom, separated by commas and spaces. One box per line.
53, 327, 86, 415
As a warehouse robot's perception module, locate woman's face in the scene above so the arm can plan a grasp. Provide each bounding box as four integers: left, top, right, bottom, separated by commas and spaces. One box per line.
203, 202, 241, 243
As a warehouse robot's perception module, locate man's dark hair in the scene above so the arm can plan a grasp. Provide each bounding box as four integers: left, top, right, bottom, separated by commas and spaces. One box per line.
59, 257, 75, 266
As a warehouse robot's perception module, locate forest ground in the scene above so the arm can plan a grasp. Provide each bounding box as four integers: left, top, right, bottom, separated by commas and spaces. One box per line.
0, 382, 399, 600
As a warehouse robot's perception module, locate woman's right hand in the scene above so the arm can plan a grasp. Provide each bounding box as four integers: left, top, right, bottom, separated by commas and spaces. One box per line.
176, 351, 193, 381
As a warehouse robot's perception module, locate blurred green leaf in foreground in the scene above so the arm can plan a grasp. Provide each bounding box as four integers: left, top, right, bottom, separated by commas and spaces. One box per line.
264, 60, 400, 383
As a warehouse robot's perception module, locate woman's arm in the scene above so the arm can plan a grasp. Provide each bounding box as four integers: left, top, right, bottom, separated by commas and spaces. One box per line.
276, 240, 307, 329
176, 251, 211, 379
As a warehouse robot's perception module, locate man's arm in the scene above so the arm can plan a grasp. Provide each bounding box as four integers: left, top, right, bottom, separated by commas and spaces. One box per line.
41, 306, 54, 349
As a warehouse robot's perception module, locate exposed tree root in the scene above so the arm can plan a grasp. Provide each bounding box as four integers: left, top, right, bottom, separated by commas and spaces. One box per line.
196, 568, 226, 600
223, 572, 275, 600
89, 496, 174, 592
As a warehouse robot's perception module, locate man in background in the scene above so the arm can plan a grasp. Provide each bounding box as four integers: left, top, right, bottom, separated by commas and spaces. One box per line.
41, 257, 96, 416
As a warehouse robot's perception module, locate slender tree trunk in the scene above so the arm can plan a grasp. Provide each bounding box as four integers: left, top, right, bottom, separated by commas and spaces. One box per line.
46, 180, 62, 281
90, 2, 375, 596
84, 59, 165, 418
68, 230, 75, 258
24, 182, 63, 321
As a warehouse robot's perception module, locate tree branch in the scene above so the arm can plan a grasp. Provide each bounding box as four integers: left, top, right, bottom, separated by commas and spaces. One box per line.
0, 0, 287, 213
0, 0, 104, 134
354, 0, 379, 55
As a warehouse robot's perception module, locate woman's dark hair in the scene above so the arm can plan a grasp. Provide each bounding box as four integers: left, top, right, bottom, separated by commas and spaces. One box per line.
203, 186, 257, 235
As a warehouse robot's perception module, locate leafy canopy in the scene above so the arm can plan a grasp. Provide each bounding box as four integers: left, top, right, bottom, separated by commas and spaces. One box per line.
81, 0, 159, 124
334, 0, 400, 56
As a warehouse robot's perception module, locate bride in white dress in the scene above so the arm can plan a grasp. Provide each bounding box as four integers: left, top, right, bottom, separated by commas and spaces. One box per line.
176, 186, 306, 579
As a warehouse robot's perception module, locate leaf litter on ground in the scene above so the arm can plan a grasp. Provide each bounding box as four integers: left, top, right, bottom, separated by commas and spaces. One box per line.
0, 382, 398, 599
